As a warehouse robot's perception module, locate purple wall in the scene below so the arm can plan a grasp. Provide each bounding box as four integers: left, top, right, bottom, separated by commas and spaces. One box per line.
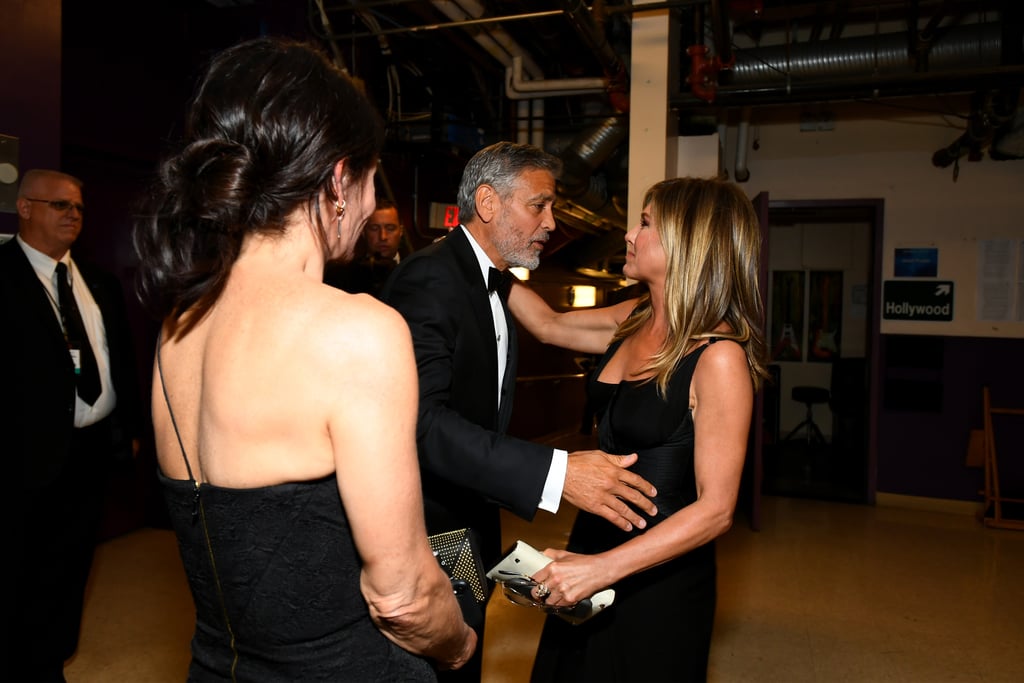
877, 335, 1024, 501
0, 0, 62, 235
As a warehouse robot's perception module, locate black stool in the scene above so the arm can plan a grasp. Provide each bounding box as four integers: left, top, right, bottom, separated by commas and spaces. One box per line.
785, 386, 830, 445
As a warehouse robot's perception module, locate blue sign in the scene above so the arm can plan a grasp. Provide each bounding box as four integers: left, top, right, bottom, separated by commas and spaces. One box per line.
894, 248, 938, 277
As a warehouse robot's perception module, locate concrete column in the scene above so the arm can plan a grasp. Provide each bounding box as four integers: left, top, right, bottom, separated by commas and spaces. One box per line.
627, 1, 672, 228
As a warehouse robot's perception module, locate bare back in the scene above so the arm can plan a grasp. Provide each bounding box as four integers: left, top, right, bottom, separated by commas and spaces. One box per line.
153, 257, 416, 490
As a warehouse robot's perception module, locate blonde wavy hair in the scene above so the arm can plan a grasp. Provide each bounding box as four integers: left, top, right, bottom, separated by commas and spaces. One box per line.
613, 177, 770, 396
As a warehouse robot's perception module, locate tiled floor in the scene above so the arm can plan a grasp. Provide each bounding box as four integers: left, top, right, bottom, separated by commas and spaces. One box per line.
64, 491, 1024, 682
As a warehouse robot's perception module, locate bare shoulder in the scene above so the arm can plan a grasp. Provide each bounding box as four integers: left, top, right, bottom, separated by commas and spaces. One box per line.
695, 338, 751, 384
304, 284, 413, 369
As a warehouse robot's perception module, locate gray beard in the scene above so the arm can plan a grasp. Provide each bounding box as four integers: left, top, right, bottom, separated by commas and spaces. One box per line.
493, 232, 540, 270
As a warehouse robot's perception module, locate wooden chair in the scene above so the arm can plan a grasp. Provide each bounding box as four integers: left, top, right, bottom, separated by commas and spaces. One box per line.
982, 386, 1024, 530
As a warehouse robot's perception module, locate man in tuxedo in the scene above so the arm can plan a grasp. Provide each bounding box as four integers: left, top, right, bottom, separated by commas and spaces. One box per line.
0, 169, 142, 682
381, 142, 657, 681
324, 197, 406, 298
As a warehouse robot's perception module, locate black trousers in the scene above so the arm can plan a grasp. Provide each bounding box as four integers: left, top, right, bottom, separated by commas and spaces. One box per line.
3, 418, 111, 683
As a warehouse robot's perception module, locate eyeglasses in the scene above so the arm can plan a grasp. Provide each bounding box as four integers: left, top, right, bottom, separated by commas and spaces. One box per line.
25, 198, 85, 214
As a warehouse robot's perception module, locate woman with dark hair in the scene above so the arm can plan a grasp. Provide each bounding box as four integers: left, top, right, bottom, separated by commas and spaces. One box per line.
508, 176, 770, 682
134, 37, 475, 680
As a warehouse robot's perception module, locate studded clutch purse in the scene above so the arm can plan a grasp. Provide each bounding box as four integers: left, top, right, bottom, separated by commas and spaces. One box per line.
428, 528, 489, 604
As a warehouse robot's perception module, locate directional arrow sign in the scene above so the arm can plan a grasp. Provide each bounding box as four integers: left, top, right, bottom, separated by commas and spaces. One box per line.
882, 280, 954, 321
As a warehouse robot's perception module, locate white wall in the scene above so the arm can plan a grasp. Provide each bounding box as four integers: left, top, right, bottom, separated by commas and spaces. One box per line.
723, 101, 1024, 339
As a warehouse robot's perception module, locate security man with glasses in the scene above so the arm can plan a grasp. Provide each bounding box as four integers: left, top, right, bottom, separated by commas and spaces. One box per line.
0, 169, 142, 682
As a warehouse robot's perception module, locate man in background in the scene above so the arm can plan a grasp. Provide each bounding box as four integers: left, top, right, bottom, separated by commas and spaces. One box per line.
324, 196, 406, 298
0, 169, 142, 682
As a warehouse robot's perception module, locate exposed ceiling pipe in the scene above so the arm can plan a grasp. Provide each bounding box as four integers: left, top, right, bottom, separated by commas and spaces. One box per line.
558, 116, 628, 205
911, 0, 956, 70
829, 0, 850, 41
686, 0, 735, 103
675, 23, 1020, 107
515, 99, 546, 147
431, 1, 547, 144
932, 87, 1021, 175
709, 0, 734, 66
431, 0, 544, 78
730, 23, 1005, 85
506, 56, 609, 99
734, 107, 752, 182
555, 0, 630, 112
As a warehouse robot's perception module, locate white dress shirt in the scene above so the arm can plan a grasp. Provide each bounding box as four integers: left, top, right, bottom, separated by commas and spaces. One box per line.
18, 235, 116, 427
461, 226, 567, 513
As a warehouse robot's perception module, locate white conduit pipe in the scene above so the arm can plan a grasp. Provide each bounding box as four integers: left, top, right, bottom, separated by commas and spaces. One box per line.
506, 56, 607, 100
734, 107, 751, 183
531, 99, 545, 149
717, 121, 728, 179
517, 100, 531, 144
432, 1, 544, 77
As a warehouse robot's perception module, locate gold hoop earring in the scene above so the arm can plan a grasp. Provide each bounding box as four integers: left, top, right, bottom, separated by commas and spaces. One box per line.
335, 199, 346, 239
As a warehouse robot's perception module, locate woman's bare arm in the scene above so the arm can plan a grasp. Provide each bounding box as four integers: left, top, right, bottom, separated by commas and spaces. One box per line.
322, 296, 475, 669
507, 280, 638, 354
530, 340, 752, 606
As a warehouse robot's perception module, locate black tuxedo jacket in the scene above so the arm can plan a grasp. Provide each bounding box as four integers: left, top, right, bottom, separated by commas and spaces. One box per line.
381, 227, 552, 566
0, 238, 141, 488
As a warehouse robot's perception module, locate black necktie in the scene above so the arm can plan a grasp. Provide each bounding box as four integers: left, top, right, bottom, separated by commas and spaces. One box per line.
55, 262, 101, 405
487, 267, 513, 302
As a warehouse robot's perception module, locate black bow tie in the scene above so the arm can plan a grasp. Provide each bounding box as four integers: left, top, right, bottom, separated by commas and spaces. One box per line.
487, 267, 513, 301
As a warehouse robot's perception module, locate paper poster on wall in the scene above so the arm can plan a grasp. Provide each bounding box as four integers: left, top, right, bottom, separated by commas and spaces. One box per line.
976, 240, 1020, 321
770, 270, 804, 361
808, 270, 842, 362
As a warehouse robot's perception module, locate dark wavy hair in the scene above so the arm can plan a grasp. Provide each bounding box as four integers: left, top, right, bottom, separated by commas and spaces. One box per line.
133, 37, 384, 338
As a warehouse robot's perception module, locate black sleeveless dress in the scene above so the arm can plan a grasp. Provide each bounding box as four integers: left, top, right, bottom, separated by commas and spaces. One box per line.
157, 366, 436, 681
160, 474, 437, 682
531, 339, 727, 683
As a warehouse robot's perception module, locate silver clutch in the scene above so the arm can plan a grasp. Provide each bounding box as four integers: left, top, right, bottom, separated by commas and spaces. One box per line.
486, 540, 615, 624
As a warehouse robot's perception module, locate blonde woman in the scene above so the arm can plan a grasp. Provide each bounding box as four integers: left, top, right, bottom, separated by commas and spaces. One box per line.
509, 177, 769, 682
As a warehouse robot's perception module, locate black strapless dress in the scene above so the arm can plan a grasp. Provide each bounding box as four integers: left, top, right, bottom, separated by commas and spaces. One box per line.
160, 472, 437, 682
531, 339, 726, 683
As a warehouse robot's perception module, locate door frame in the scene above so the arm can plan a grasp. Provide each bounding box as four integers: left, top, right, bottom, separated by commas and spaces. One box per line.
762, 197, 884, 506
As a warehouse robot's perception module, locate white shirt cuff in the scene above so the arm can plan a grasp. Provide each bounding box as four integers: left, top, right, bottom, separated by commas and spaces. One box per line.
538, 449, 568, 513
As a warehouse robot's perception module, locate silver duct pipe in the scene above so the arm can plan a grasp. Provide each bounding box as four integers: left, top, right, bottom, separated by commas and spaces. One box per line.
558, 116, 628, 210
729, 23, 1004, 87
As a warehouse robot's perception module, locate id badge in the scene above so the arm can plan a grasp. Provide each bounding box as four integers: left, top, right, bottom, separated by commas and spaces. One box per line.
69, 347, 82, 375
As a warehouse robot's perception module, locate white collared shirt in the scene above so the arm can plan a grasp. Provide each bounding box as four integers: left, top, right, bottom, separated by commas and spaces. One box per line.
461, 226, 509, 402
459, 226, 566, 513
17, 235, 116, 427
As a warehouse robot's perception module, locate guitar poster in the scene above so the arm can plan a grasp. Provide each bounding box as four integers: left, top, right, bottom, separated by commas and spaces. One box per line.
770, 270, 805, 362
808, 270, 843, 362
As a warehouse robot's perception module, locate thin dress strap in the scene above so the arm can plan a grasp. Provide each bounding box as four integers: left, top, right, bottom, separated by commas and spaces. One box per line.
155, 329, 239, 678
155, 330, 201, 522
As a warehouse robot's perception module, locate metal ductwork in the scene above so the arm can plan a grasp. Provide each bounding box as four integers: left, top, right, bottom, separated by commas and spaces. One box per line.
676, 23, 1024, 108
